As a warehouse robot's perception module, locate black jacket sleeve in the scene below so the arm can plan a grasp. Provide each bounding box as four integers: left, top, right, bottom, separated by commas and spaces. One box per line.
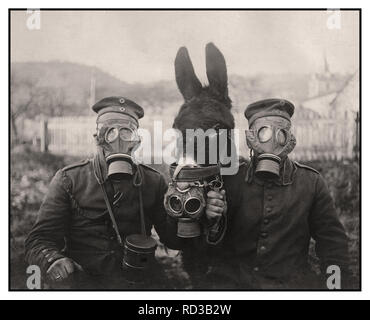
151, 174, 182, 250
25, 170, 71, 273
308, 174, 351, 279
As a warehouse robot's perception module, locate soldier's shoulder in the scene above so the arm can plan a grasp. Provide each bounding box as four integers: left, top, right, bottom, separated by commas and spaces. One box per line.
139, 164, 166, 187
223, 157, 249, 182
294, 161, 320, 175
238, 156, 250, 168
61, 158, 91, 172
139, 163, 163, 176
233, 156, 251, 175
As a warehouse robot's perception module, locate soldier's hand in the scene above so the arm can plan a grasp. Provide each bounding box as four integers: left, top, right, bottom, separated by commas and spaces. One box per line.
205, 189, 227, 222
46, 257, 83, 282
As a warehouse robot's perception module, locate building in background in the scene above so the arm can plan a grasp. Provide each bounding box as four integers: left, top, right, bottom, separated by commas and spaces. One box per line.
293, 68, 359, 160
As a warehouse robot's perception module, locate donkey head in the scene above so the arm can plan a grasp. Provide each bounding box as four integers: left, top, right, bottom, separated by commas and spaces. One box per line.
173, 43, 235, 166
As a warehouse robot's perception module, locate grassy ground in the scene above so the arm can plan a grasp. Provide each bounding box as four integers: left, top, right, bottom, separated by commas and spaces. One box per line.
10, 145, 78, 289
10, 145, 360, 289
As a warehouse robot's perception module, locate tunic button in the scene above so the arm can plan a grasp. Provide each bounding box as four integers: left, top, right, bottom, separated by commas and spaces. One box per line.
267, 195, 273, 201
261, 232, 268, 239
260, 246, 266, 251
110, 236, 115, 241
266, 207, 272, 213
110, 250, 115, 254
263, 218, 270, 224
254, 267, 259, 272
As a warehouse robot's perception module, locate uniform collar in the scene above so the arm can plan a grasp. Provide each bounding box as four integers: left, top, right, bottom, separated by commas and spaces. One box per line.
245, 156, 297, 186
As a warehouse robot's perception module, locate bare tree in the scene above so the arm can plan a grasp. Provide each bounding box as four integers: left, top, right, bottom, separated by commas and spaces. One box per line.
10, 70, 70, 145
10, 71, 40, 144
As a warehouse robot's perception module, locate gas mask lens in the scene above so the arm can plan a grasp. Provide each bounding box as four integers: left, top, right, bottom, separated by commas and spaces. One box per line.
169, 195, 183, 215
276, 128, 288, 145
184, 197, 202, 215
120, 127, 138, 141
105, 127, 119, 143
257, 126, 273, 143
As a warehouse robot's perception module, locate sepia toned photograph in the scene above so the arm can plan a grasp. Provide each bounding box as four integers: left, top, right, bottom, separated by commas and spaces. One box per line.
9, 9, 360, 291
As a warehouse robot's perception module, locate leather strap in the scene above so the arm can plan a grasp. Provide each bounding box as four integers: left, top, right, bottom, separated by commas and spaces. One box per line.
100, 183, 124, 247
93, 152, 148, 241
169, 163, 221, 182
133, 165, 147, 236
93, 153, 124, 246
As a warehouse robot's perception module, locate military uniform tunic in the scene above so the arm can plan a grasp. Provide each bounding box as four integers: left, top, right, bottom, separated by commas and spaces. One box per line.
183, 158, 350, 289
25, 158, 179, 289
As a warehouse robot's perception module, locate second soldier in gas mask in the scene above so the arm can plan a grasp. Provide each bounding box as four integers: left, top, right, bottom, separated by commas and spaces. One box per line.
245, 99, 296, 180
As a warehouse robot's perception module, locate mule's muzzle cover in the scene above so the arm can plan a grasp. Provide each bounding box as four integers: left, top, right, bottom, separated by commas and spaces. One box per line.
164, 163, 222, 238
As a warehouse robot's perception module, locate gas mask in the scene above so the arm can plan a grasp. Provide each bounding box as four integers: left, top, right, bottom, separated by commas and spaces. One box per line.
246, 116, 296, 179
164, 164, 223, 238
95, 117, 141, 180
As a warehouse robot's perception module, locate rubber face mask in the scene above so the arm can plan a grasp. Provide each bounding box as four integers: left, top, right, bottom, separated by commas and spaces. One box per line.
96, 118, 141, 180
246, 116, 296, 179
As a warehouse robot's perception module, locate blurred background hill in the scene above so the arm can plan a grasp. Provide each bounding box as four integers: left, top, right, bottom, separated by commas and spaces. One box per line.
11, 60, 351, 117
11, 61, 181, 117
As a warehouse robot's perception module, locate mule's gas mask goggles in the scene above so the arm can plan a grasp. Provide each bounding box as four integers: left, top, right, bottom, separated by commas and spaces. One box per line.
95, 115, 141, 180
246, 116, 296, 179
164, 164, 223, 238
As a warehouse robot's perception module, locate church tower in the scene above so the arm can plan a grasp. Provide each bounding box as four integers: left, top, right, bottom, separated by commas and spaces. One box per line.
88, 69, 96, 109
308, 53, 333, 98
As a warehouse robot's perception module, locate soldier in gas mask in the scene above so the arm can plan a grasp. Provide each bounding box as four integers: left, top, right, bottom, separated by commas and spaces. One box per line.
25, 96, 226, 289
215, 98, 352, 289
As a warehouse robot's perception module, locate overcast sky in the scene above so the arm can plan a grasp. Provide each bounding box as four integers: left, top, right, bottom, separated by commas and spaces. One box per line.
11, 10, 359, 83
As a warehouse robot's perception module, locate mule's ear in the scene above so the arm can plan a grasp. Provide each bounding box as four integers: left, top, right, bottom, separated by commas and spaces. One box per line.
206, 42, 228, 99
175, 47, 202, 101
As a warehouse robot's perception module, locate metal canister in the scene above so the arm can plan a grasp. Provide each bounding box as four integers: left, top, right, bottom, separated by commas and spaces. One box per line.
123, 234, 157, 269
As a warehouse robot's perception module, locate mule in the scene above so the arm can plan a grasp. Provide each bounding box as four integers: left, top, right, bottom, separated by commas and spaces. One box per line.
171, 43, 236, 288
173, 42, 235, 166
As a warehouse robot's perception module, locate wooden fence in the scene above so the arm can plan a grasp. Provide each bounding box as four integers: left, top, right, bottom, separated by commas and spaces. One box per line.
47, 116, 96, 156
26, 114, 358, 161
